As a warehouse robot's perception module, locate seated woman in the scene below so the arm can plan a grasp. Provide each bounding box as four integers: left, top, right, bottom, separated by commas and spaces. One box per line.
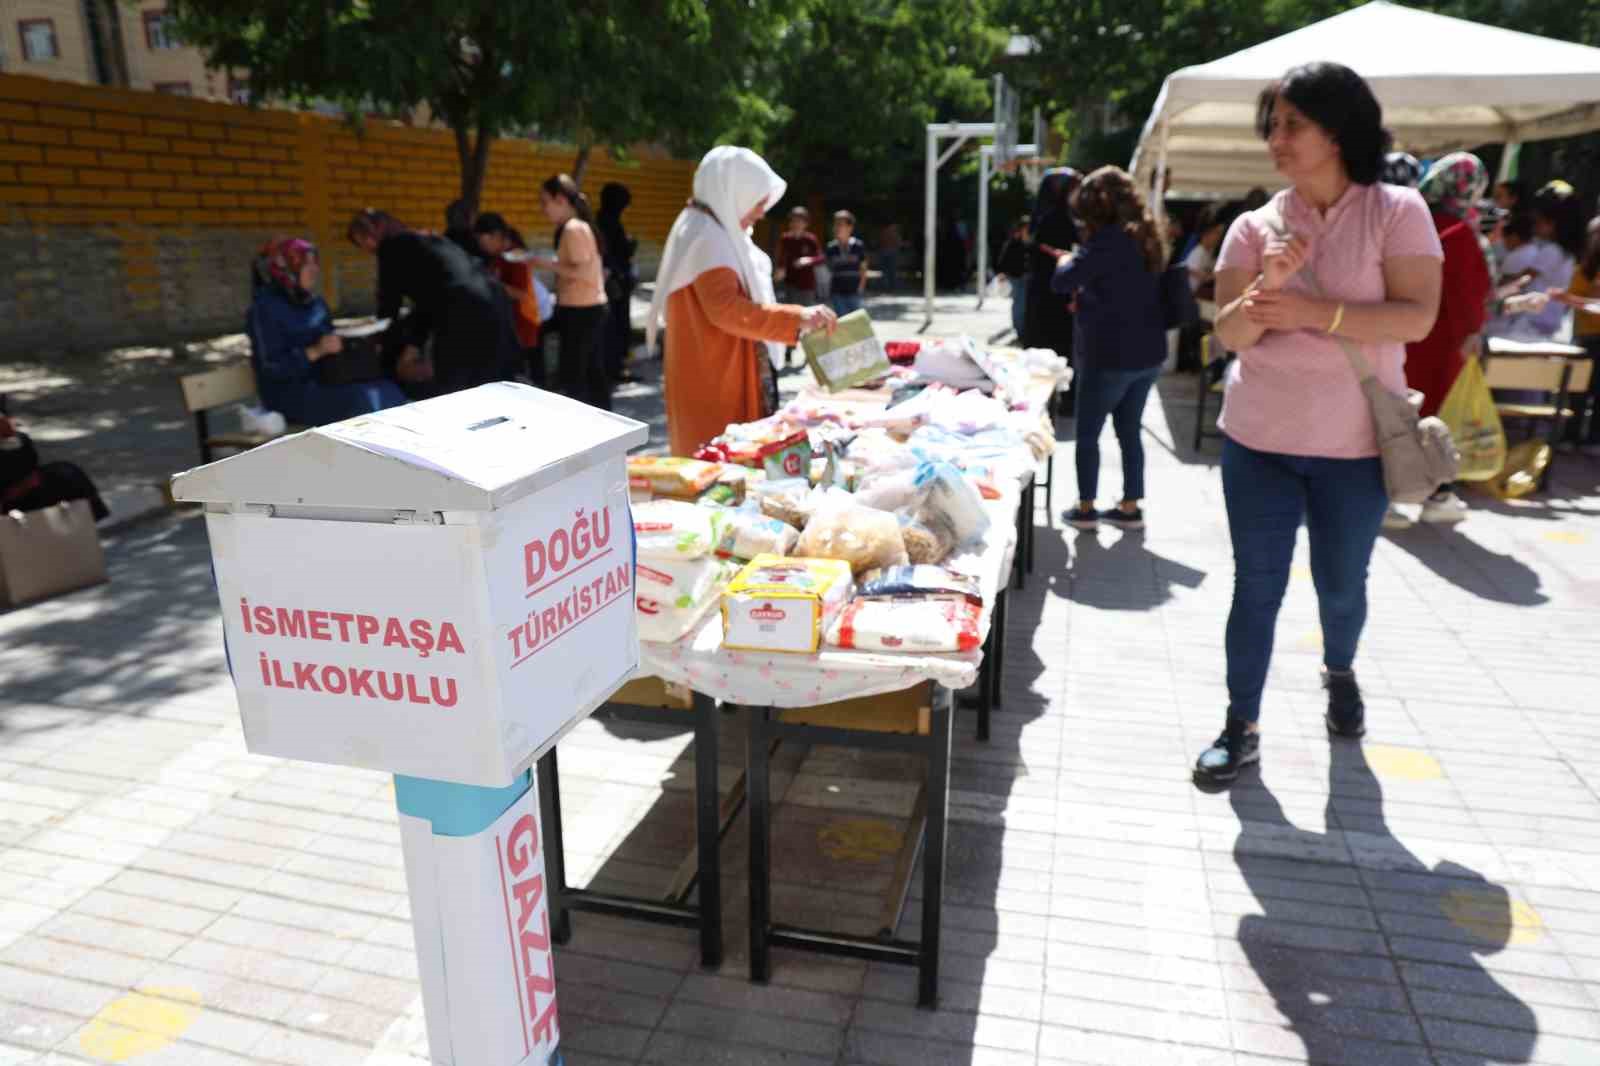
247, 237, 406, 426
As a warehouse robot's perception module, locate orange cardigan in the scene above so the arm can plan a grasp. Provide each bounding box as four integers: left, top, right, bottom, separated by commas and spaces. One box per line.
664, 267, 804, 456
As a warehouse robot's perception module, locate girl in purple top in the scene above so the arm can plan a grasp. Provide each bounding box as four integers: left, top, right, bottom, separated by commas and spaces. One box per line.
1194, 63, 1443, 785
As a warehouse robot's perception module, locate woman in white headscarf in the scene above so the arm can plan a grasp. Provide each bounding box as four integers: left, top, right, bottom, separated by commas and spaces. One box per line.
648, 146, 837, 455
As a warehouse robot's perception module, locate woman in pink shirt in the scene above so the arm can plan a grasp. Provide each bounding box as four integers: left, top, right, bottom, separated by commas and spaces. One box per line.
1195, 63, 1443, 785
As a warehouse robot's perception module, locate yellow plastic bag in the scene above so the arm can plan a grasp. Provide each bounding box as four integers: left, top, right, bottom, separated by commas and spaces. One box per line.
1478, 441, 1551, 499
1438, 356, 1507, 481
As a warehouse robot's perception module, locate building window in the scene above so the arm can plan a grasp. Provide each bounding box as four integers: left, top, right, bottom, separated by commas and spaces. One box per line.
154, 81, 191, 96
143, 9, 179, 50
18, 19, 59, 62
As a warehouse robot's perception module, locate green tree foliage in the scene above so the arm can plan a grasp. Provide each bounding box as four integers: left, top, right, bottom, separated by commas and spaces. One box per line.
753, 0, 1007, 215
169, 0, 795, 209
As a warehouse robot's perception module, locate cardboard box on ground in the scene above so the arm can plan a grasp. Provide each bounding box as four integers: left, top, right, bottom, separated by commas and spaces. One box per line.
0, 500, 107, 608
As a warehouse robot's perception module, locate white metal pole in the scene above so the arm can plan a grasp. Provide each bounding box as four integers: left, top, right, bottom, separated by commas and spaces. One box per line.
976, 148, 988, 307
925, 126, 937, 326
1497, 141, 1520, 184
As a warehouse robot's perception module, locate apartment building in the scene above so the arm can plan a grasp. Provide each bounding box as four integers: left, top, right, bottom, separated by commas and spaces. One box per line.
0, 0, 242, 102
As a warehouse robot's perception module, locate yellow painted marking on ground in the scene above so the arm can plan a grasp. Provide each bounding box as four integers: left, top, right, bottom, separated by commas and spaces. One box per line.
818, 817, 902, 863
1364, 745, 1444, 782
79, 987, 202, 1062
1542, 530, 1588, 545
1291, 565, 1312, 581
1440, 890, 1546, 946
1296, 630, 1323, 651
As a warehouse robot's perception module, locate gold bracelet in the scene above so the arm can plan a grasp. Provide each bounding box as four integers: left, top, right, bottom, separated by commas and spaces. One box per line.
1327, 302, 1346, 334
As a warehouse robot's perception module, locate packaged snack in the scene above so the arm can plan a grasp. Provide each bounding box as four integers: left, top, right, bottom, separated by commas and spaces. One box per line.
715, 509, 800, 561
626, 456, 723, 500
897, 518, 955, 565
827, 597, 983, 653
722, 554, 855, 653
914, 461, 990, 547
884, 340, 921, 365
794, 500, 909, 576
857, 565, 981, 604
632, 500, 726, 559
700, 419, 812, 479
751, 478, 813, 529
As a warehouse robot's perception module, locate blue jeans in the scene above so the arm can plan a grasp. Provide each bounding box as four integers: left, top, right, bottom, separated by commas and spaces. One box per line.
1011, 280, 1028, 339
1222, 437, 1388, 723
1072, 363, 1160, 503
831, 291, 863, 316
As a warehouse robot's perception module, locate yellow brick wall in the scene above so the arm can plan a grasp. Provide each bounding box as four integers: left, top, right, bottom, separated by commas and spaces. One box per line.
0, 71, 696, 353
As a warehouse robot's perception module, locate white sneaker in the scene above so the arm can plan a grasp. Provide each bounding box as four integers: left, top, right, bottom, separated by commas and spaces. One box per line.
1421, 491, 1468, 524
1381, 505, 1414, 531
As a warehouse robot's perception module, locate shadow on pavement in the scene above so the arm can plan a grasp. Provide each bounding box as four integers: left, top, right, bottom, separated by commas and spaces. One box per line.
0, 514, 227, 734
1229, 742, 1537, 1064
1064, 527, 1209, 612
1380, 525, 1549, 607
1150, 371, 1225, 470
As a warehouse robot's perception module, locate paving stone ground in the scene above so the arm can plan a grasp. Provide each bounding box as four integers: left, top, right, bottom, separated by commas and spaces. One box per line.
2, 292, 1599, 1066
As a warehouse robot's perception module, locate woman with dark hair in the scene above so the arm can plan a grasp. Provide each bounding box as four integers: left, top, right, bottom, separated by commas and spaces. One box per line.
1050, 167, 1167, 532
1024, 168, 1080, 381
248, 236, 406, 424
347, 209, 522, 397
530, 174, 611, 409
473, 212, 546, 386
1193, 62, 1443, 784
597, 182, 639, 386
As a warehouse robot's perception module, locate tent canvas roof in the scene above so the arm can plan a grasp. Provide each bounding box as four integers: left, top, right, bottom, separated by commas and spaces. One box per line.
1131, 1, 1600, 198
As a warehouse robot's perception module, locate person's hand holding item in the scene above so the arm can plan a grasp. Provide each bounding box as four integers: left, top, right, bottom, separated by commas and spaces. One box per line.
307, 333, 343, 362
395, 344, 433, 383
528, 256, 558, 271
801, 305, 839, 334
1260, 233, 1312, 290
1503, 291, 1551, 316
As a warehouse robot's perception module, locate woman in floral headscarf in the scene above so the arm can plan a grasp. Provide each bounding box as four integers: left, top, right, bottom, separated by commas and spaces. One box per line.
247, 236, 406, 426
1390, 153, 1492, 527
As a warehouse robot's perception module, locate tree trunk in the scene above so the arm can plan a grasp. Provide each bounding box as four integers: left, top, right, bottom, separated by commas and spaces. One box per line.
453, 122, 494, 217
571, 143, 592, 188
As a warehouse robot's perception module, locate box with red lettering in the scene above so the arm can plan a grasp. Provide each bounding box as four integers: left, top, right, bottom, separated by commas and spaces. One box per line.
171, 383, 650, 788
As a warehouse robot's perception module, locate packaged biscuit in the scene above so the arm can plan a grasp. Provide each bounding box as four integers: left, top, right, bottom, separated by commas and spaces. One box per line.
721, 554, 854, 654
626, 456, 723, 500
715, 510, 800, 562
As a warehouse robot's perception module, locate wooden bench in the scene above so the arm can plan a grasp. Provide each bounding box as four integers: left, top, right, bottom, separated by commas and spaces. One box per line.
178, 363, 299, 465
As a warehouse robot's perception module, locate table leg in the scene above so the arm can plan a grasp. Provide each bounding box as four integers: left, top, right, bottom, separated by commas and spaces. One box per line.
1013, 493, 1026, 590
747, 705, 772, 984
1028, 481, 1038, 574
919, 689, 953, 1009
989, 589, 1006, 711
693, 693, 723, 969
976, 628, 992, 742
536, 750, 573, 945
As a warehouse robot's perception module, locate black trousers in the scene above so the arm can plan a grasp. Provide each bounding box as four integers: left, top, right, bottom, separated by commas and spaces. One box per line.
556, 304, 611, 411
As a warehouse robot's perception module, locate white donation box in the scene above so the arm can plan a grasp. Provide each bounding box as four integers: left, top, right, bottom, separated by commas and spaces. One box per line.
174, 383, 648, 1066
172, 382, 649, 787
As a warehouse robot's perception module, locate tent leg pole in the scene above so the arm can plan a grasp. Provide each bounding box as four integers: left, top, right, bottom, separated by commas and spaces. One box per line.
977, 148, 990, 309
925, 128, 937, 327
1497, 141, 1520, 184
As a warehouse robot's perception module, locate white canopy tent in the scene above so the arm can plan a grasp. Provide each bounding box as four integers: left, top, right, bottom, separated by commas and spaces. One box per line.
1130, 1, 1600, 200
